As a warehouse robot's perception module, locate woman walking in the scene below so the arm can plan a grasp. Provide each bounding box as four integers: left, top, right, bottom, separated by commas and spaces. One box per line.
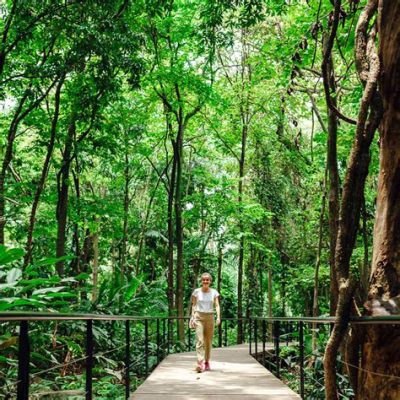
191, 272, 221, 372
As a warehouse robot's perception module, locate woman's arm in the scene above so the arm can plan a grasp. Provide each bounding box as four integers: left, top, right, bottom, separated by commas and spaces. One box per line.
191, 295, 197, 317
215, 296, 221, 325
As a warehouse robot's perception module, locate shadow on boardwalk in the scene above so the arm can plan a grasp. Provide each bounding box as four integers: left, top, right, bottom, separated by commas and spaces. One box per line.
131, 344, 300, 399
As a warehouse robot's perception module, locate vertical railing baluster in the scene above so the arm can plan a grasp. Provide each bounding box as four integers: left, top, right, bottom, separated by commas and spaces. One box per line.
218, 320, 222, 348
274, 320, 280, 378
262, 320, 266, 367
17, 320, 30, 400
86, 320, 93, 400
224, 319, 228, 347
156, 318, 160, 364
286, 322, 289, 346
249, 318, 252, 355
167, 318, 171, 354
254, 319, 258, 358
172, 318, 180, 348
144, 319, 149, 376
187, 318, 191, 351
299, 321, 305, 399
162, 318, 166, 359
125, 320, 130, 400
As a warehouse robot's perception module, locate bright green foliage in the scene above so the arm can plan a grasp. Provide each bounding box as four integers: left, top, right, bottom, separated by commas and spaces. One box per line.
0, 0, 376, 397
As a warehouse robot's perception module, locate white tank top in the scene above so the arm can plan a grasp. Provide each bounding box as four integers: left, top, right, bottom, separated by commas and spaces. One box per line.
192, 288, 219, 313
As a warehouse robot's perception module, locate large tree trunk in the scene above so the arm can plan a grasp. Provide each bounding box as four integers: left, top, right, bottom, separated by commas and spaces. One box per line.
55, 122, 75, 276
358, 2, 400, 398
323, 1, 382, 398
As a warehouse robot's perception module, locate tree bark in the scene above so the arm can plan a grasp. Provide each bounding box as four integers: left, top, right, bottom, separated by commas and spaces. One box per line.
174, 118, 185, 341
92, 229, 99, 302
312, 169, 327, 350
166, 135, 177, 318
55, 121, 75, 276
323, 1, 382, 397
358, 2, 400, 398
322, 33, 340, 316
237, 123, 247, 344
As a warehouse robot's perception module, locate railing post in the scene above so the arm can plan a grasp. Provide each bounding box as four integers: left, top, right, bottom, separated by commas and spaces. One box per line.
176, 318, 179, 345
187, 318, 192, 351
162, 318, 166, 359
17, 320, 30, 400
86, 319, 93, 400
299, 321, 305, 399
167, 318, 171, 354
144, 319, 149, 376
218, 318, 222, 348
125, 320, 130, 400
254, 319, 258, 357
156, 318, 160, 364
224, 319, 228, 347
249, 318, 252, 355
262, 319, 266, 366
274, 320, 280, 378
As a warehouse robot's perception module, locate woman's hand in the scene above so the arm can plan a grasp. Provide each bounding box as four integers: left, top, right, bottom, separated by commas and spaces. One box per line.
216, 317, 221, 326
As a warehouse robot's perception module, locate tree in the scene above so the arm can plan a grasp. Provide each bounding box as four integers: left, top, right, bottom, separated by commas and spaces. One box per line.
358, 2, 400, 398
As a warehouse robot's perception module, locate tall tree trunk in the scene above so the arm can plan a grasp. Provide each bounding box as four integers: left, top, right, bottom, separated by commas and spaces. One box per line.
312, 169, 327, 350
55, 121, 75, 276
121, 145, 130, 282
174, 120, 185, 342
24, 76, 64, 267
323, 1, 382, 397
322, 33, 340, 316
70, 166, 81, 275
237, 123, 247, 344
167, 152, 177, 317
92, 229, 99, 302
313, 169, 328, 319
358, 2, 400, 398
136, 175, 163, 275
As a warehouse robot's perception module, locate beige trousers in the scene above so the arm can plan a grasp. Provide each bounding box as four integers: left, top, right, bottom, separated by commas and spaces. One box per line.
194, 311, 214, 363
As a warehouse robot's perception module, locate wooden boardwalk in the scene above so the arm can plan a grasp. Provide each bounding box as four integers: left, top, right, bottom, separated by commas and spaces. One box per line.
131, 344, 300, 399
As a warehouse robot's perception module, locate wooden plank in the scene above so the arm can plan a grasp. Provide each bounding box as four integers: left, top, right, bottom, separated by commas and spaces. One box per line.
131, 344, 300, 399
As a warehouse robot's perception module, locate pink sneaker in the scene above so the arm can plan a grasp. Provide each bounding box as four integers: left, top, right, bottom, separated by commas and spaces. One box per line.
195, 361, 205, 373
204, 361, 210, 371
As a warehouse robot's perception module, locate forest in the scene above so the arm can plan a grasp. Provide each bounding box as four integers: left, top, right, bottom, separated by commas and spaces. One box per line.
0, 0, 399, 399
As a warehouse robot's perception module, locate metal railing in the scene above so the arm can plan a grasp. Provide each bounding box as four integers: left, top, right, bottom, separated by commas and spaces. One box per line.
3, 312, 399, 400
0, 313, 245, 400
249, 316, 400, 399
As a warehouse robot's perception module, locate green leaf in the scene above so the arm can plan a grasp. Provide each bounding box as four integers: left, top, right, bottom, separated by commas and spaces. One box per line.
32, 286, 66, 295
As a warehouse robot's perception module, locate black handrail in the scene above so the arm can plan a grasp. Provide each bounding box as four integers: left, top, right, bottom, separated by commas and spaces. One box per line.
3, 312, 400, 400
248, 315, 400, 399
0, 313, 242, 400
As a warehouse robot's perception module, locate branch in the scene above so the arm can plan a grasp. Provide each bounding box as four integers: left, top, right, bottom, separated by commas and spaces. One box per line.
321, 0, 357, 125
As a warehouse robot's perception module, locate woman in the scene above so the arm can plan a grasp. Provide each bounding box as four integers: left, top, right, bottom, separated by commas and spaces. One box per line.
190, 272, 221, 372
